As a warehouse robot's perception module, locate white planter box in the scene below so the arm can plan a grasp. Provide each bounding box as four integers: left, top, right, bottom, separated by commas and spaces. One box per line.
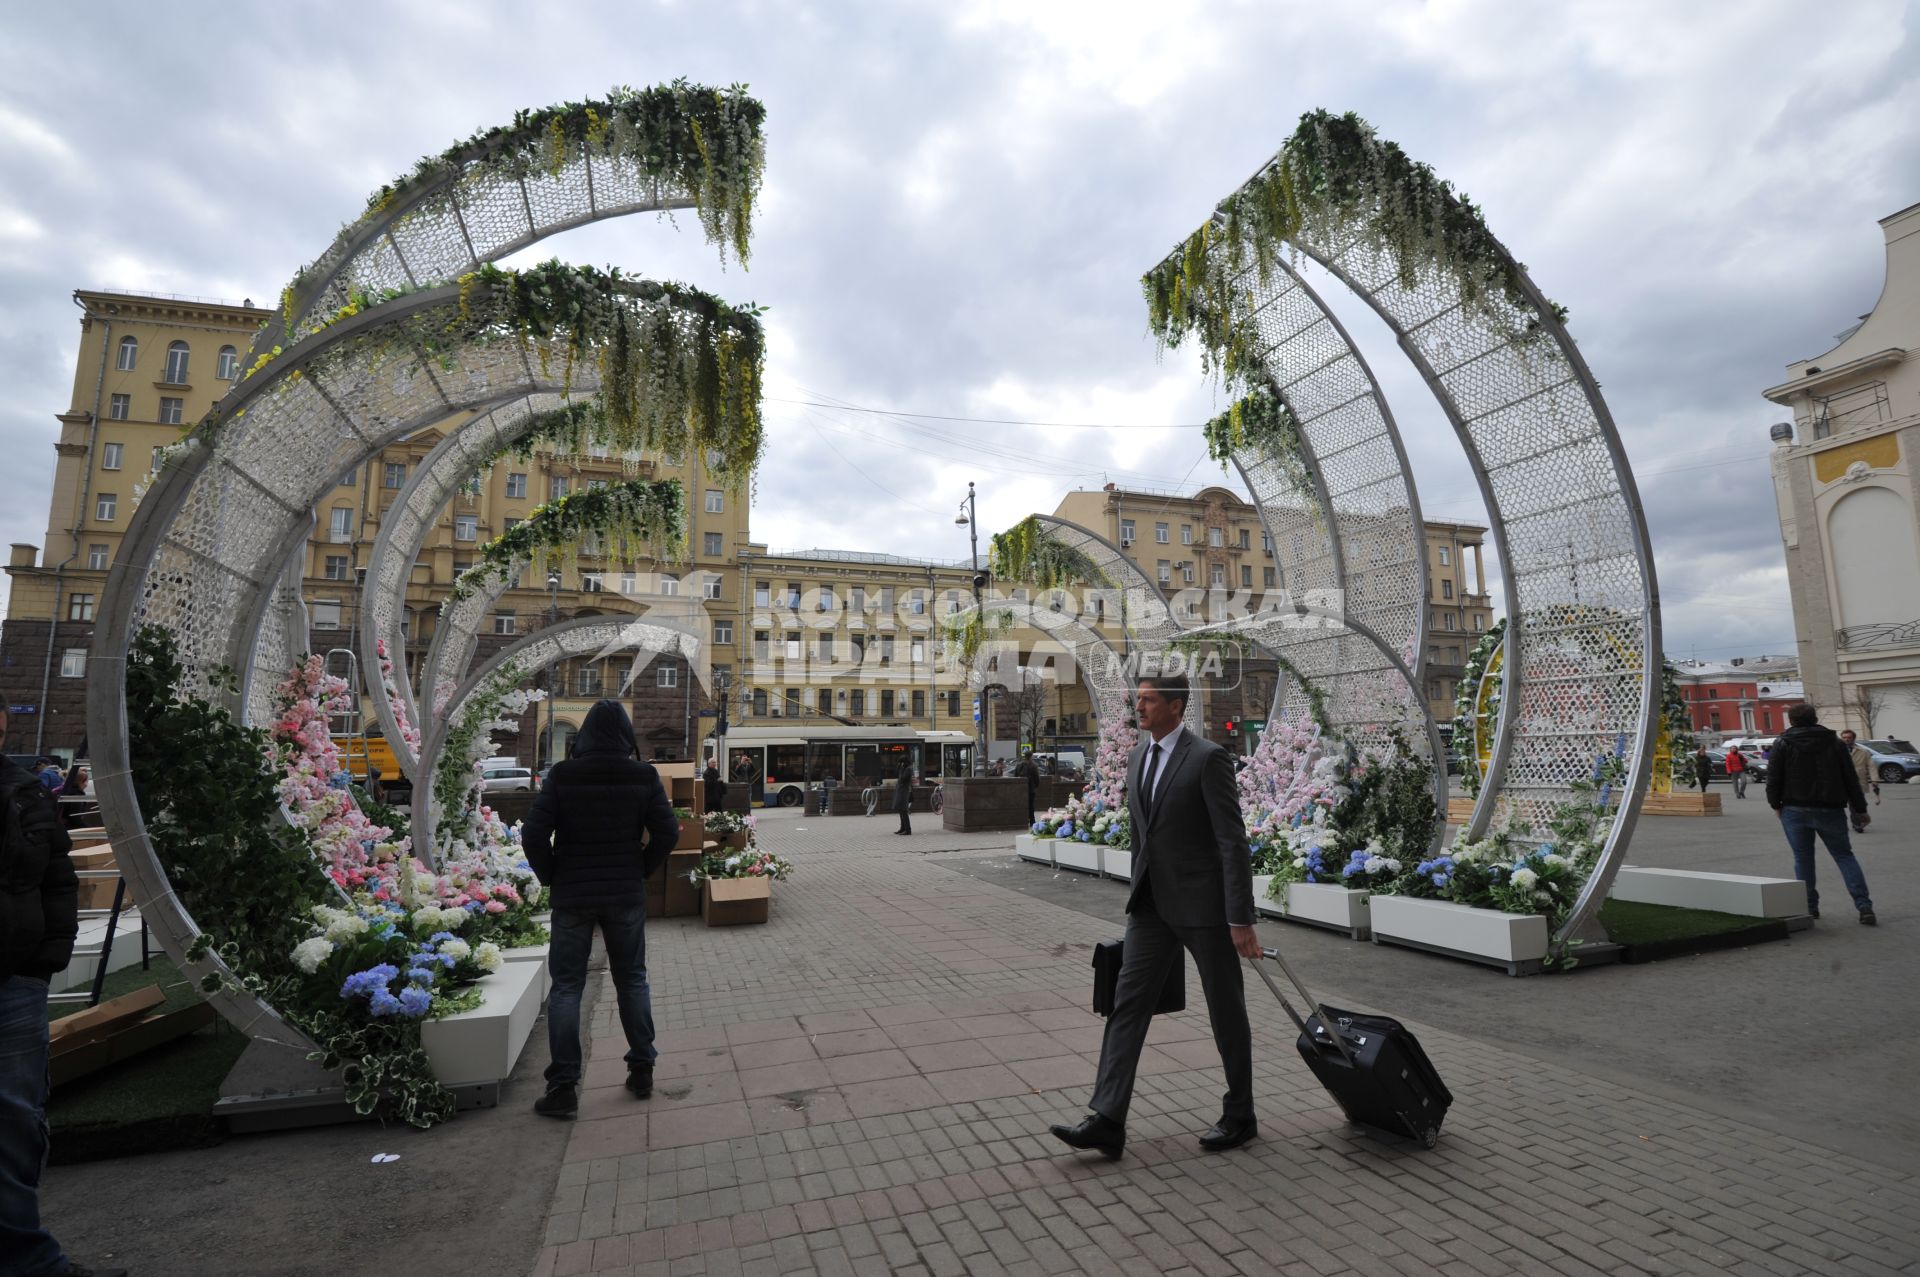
1286, 883, 1372, 939
1610, 866, 1806, 918
501, 942, 552, 1000
1253, 875, 1282, 918
1103, 848, 1133, 881
1014, 833, 1056, 867
1369, 895, 1549, 975
1053, 840, 1101, 873
422, 960, 543, 1087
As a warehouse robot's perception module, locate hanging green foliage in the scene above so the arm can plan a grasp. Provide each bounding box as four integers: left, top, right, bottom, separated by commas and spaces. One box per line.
358, 82, 766, 266
989, 516, 1116, 593
445, 479, 686, 607
942, 606, 1016, 668
1452, 618, 1506, 796
1662, 660, 1698, 787
1143, 109, 1566, 387
1201, 386, 1315, 500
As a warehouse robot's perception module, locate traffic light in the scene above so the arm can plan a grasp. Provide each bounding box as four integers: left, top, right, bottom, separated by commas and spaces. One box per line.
1224, 718, 1239, 736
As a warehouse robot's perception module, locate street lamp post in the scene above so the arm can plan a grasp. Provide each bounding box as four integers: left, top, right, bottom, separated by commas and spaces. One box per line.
955, 481, 986, 775
545, 569, 561, 771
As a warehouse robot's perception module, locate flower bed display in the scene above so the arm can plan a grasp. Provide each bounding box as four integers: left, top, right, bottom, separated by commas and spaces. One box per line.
1368, 896, 1550, 975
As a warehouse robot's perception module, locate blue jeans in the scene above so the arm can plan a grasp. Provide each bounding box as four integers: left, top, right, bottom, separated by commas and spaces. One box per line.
1, 975, 65, 1277
1779, 806, 1873, 914
545, 903, 656, 1088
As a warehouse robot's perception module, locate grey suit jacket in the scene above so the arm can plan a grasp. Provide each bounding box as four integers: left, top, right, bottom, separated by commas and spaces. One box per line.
1125, 730, 1256, 928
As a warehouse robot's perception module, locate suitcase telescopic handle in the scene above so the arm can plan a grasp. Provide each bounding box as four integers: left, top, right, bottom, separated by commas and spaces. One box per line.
1248, 947, 1358, 1070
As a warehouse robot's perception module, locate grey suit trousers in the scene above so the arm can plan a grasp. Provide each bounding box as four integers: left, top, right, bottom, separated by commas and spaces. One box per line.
1089, 893, 1254, 1126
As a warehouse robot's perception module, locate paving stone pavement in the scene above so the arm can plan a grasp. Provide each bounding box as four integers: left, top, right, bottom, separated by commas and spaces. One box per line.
528, 808, 1920, 1277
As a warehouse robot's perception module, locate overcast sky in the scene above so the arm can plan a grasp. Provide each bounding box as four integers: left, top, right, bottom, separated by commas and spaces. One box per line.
3, 1, 1916, 662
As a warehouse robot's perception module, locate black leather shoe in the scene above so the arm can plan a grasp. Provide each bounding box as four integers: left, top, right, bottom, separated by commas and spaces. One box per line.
1861, 911, 1877, 926
1199, 1117, 1258, 1152
1049, 1112, 1125, 1159
534, 1085, 578, 1118
626, 1067, 654, 1097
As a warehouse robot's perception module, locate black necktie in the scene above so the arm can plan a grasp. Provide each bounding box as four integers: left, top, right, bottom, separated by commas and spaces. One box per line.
1140, 742, 1162, 822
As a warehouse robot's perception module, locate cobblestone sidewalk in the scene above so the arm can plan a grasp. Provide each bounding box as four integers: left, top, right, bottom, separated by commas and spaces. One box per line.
530, 813, 1920, 1276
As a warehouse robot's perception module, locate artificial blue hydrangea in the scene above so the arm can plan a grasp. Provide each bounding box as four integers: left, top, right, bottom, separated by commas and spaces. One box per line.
397, 986, 432, 1017
368, 987, 402, 1017
407, 966, 437, 987
340, 963, 399, 1000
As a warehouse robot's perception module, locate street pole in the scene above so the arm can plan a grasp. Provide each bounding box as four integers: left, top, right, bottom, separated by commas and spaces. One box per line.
959, 480, 986, 775
546, 570, 560, 769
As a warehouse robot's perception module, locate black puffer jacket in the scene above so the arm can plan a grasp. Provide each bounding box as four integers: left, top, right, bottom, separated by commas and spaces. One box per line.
522, 701, 680, 909
1, 754, 77, 982
1765, 723, 1867, 813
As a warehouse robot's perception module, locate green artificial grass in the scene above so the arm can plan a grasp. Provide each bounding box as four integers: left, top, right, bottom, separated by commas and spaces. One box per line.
44, 955, 246, 1162
1598, 900, 1767, 945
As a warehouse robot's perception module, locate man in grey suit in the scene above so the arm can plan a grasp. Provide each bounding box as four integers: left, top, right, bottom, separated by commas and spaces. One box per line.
1050, 674, 1260, 1159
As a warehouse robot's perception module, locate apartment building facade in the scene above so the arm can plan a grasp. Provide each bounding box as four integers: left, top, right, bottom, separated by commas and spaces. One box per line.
1765, 200, 1920, 745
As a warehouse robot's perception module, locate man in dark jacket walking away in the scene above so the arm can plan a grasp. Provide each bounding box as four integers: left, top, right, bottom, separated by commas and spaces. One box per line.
892, 763, 914, 835
1, 707, 120, 1277
522, 700, 680, 1118
1016, 753, 1040, 827
1766, 702, 1875, 925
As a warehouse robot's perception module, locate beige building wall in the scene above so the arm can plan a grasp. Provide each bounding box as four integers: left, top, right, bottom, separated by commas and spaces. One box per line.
1765, 200, 1920, 745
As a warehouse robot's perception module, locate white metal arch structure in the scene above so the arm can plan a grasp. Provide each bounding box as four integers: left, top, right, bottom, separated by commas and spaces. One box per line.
419, 566, 524, 732
1159, 140, 1661, 950
359, 393, 591, 776
412, 616, 704, 858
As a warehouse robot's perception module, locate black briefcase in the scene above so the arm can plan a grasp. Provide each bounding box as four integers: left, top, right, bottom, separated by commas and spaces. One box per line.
1090, 939, 1186, 1017
1248, 946, 1453, 1148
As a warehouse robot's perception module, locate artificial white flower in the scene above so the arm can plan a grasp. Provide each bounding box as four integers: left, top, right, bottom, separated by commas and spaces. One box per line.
291, 937, 334, 974
439, 937, 472, 960
1511, 867, 1539, 890
475, 942, 503, 972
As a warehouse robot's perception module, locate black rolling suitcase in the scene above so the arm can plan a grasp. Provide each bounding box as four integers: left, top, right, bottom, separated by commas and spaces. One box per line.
1248, 946, 1453, 1148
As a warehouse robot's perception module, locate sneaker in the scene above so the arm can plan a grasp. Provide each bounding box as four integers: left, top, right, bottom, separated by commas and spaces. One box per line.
1860, 911, 1877, 927
626, 1067, 654, 1098
534, 1085, 578, 1118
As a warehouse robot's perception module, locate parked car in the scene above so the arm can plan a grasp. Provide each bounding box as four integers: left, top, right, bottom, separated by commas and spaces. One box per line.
1857, 739, 1920, 783
479, 762, 536, 793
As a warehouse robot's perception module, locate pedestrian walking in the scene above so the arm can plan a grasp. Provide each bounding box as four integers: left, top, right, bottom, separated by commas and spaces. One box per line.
1767, 703, 1875, 925
1016, 753, 1040, 827
1692, 744, 1713, 794
1839, 730, 1881, 825
892, 763, 914, 835
1724, 745, 1749, 799
1, 707, 124, 1277
521, 700, 681, 1118
1050, 675, 1261, 1160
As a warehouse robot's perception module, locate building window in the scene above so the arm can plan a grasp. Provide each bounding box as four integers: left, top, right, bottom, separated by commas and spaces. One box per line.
751, 688, 768, 717
163, 341, 190, 384
116, 335, 138, 371
754, 581, 770, 607
1181, 525, 1193, 545
1238, 529, 1250, 549
1120, 518, 1136, 543
493, 611, 516, 635
68, 593, 95, 622
783, 631, 801, 660
383, 462, 406, 488
947, 691, 960, 717
817, 634, 834, 661
1444, 613, 1457, 631
108, 393, 130, 420
1264, 567, 1277, 588
581, 572, 604, 593
1182, 563, 1196, 583
310, 600, 342, 630
1158, 560, 1171, 583
714, 620, 733, 644
851, 689, 865, 716
338, 463, 355, 486
785, 583, 801, 610
60, 649, 88, 679
549, 476, 568, 501
324, 554, 349, 580
579, 665, 603, 696
910, 591, 926, 615
1441, 580, 1453, 599
1241, 565, 1253, 587
329, 507, 353, 542
1439, 547, 1451, 566
95, 493, 117, 522
752, 630, 770, 658
946, 592, 961, 614
813, 689, 831, 715
87, 543, 108, 571
454, 515, 477, 541
217, 345, 239, 380
703, 531, 723, 557
912, 690, 926, 716
585, 478, 608, 493
100, 442, 124, 470
1155, 522, 1169, 544
880, 636, 895, 662
647, 664, 672, 690
1208, 527, 1223, 548
505, 472, 527, 498
704, 576, 721, 600
705, 489, 724, 514
910, 639, 925, 662
159, 397, 183, 425
881, 690, 895, 716
1211, 565, 1225, 586
1473, 614, 1484, 631
659, 574, 679, 595
1262, 532, 1273, 554
816, 586, 833, 612
850, 636, 866, 663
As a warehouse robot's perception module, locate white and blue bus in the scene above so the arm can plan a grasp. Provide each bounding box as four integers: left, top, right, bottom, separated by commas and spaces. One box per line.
709, 725, 975, 807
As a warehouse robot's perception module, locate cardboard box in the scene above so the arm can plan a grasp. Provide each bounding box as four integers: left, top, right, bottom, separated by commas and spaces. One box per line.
645, 849, 705, 917
675, 817, 705, 851
669, 774, 705, 817
49, 985, 164, 1050
75, 875, 125, 910
702, 876, 770, 927
71, 848, 117, 873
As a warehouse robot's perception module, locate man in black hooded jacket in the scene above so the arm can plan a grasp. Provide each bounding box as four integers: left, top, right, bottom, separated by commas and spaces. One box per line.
1766, 702, 1875, 925
522, 700, 680, 1117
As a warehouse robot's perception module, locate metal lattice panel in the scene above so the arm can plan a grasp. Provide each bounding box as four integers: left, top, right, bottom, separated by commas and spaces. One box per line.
359, 393, 587, 775
412, 617, 703, 857
418, 565, 524, 729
